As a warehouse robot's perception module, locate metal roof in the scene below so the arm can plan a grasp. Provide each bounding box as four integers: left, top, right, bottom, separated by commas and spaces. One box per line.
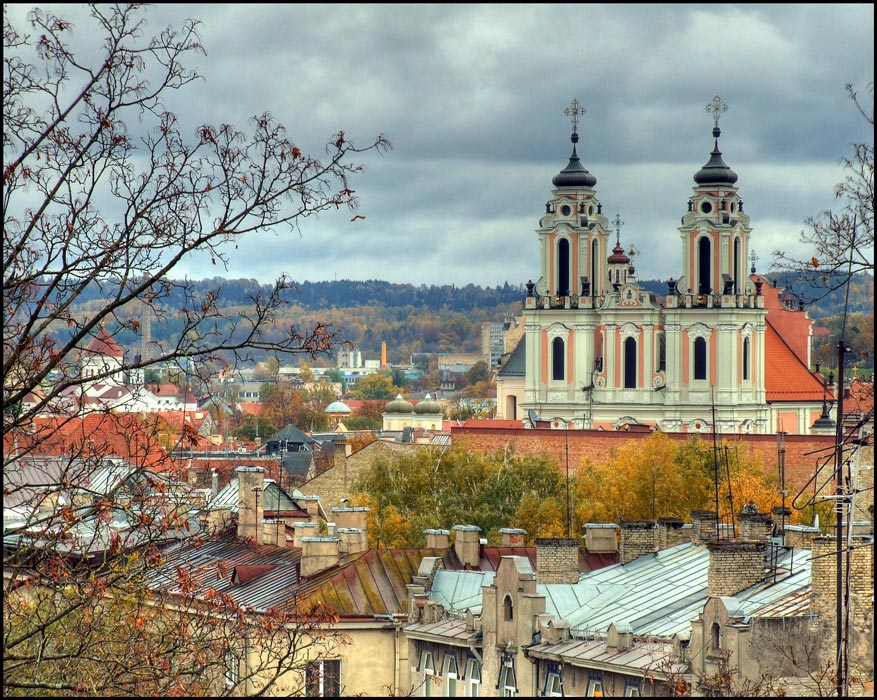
207, 477, 306, 514
425, 542, 813, 639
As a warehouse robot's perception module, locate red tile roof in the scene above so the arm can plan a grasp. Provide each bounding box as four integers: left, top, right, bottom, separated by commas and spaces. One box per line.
85, 327, 124, 358
5, 413, 174, 470
764, 320, 830, 403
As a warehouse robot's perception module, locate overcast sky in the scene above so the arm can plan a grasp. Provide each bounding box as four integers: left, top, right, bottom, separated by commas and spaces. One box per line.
8, 4, 874, 287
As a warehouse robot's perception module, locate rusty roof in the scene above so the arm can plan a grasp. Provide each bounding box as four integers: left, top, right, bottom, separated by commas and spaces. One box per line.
748, 588, 812, 619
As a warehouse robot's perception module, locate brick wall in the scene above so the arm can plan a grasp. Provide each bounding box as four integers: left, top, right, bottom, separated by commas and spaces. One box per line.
451, 426, 835, 501
738, 512, 773, 542
656, 517, 687, 549
619, 521, 656, 564
536, 538, 580, 583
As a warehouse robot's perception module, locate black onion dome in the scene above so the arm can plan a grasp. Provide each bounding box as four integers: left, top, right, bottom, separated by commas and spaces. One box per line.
552, 131, 597, 188
694, 126, 738, 185
607, 243, 630, 265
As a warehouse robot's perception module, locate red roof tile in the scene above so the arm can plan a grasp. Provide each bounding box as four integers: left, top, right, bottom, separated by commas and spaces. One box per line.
764, 321, 829, 403
85, 327, 124, 358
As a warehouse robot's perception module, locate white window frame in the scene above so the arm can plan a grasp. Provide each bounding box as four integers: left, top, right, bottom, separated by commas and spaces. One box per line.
586, 674, 603, 697
224, 649, 239, 687
544, 670, 563, 697
466, 658, 481, 697
422, 651, 436, 697
499, 661, 517, 697
624, 679, 641, 696
444, 655, 458, 697
306, 659, 341, 697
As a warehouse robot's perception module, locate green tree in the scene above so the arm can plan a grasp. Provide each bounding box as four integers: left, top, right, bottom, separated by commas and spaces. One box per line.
348, 372, 400, 400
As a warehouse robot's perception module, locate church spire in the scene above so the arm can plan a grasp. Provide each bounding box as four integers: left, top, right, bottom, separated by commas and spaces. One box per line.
553, 98, 597, 188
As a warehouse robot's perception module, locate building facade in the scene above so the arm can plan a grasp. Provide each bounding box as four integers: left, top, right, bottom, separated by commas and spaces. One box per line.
497, 98, 830, 435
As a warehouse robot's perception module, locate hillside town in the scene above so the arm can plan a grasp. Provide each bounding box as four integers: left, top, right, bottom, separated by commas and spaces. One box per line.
3, 4, 874, 698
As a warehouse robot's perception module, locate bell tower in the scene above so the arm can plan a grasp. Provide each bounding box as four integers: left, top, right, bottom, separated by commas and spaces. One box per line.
533, 98, 611, 300
676, 96, 752, 299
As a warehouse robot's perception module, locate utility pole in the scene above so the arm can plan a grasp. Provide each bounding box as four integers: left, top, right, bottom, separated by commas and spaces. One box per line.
833, 340, 847, 698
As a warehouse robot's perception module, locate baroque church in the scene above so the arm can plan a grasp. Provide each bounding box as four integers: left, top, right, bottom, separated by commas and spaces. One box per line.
496, 98, 831, 436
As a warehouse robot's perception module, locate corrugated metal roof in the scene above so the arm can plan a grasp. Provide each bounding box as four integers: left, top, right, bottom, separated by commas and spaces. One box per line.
425, 542, 813, 639
207, 477, 306, 514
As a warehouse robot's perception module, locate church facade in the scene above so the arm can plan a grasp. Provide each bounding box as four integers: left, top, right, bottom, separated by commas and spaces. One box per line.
497, 98, 831, 436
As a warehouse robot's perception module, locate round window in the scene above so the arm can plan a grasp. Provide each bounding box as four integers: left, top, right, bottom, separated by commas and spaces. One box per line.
588, 205, 594, 215
701, 202, 712, 214
560, 205, 571, 216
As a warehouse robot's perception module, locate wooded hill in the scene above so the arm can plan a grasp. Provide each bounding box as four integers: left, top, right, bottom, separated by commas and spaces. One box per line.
69, 273, 872, 368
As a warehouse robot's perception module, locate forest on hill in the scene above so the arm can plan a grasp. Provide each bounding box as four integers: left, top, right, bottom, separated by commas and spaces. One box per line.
68, 273, 872, 369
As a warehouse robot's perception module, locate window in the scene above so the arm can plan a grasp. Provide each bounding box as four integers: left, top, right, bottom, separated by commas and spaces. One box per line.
711, 622, 722, 650
503, 595, 514, 621
466, 659, 481, 697
586, 674, 603, 697
557, 238, 570, 296
624, 679, 642, 696
698, 236, 712, 295
544, 671, 563, 697
552, 338, 565, 381
444, 655, 458, 697
742, 337, 750, 380
624, 337, 637, 389
306, 659, 341, 697
224, 650, 239, 687
694, 337, 707, 381
591, 240, 599, 295
499, 662, 517, 697
421, 652, 436, 697
658, 332, 666, 372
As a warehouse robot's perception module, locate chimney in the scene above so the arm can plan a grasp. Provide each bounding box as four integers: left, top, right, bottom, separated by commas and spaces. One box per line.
770, 506, 792, 539
300, 536, 341, 577
452, 525, 481, 568
292, 521, 318, 548
783, 523, 821, 549
335, 433, 353, 458
299, 494, 321, 521
656, 517, 687, 550
235, 466, 265, 545
584, 523, 619, 553
337, 527, 367, 555
690, 510, 718, 545
707, 541, 767, 597
499, 527, 527, 547
330, 506, 370, 531
619, 520, 657, 564
263, 520, 287, 547
536, 538, 580, 584
738, 511, 773, 543
425, 528, 450, 549
810, 535, 873, 646
211, 468, 219, 498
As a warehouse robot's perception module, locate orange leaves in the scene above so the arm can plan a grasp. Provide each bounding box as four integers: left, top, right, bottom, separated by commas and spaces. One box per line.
810, 256, 820, 268
291, 146, 302, 159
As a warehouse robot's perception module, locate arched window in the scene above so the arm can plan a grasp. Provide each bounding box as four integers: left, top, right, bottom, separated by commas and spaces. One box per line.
657, 332, 666, 372
552, 337, 565, 381
733, 237, 741, 293
557, 238, 570, 296
421, 652, 435, 697
591, 239, 599, 295
698, 237, 712, 295
503, 595, 514, 621
465, 659, 481, 697
694, 337, 707, 380
711, 622, 722, 650
742, 337, 750, 380
624, 337, 637, 389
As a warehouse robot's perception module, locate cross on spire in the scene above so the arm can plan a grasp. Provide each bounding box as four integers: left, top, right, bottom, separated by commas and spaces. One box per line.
564, 98, 585, 133
613, 211, 624, 245
749, 248, 759, 274
705, 95, 729, 128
